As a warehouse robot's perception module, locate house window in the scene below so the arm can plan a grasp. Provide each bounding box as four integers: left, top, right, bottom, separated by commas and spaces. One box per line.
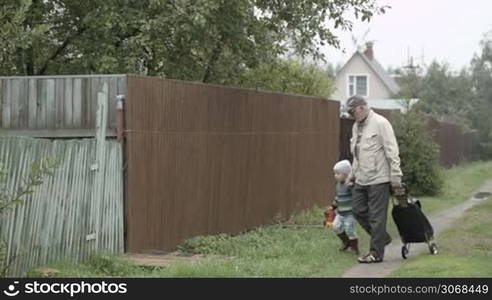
348, 75, 368, 97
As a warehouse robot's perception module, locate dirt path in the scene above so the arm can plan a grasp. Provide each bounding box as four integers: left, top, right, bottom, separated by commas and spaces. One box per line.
342, 179, 492, 278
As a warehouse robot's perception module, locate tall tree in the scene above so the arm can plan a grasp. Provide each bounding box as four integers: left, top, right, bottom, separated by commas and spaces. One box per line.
0, 0, 387, 86
469, 32, 492, 158
411, 61, 474, 126
237, 59, 334, 97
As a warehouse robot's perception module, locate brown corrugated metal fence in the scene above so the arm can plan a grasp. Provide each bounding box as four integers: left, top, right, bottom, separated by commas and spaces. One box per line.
124, 76, 340, 253
427, 118, 477, 167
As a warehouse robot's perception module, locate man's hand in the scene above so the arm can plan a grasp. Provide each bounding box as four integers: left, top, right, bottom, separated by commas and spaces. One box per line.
390, 176, 403, 193
396, 194, 408, 207
345, 176, 355, 188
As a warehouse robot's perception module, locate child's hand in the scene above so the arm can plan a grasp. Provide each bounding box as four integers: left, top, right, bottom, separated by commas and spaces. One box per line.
325, 222, 333, 229
324, 207, 336, 225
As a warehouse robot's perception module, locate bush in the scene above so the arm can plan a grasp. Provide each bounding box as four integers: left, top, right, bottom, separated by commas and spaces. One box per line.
392, 111, 443, 196
237, 59, 334, 97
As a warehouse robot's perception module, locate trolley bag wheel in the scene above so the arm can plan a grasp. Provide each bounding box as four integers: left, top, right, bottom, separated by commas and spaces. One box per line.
429, 242, 438, 255
401, 244, 410, 259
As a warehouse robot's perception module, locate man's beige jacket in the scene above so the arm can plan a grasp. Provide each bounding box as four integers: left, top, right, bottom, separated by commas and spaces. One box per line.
350, 109, 403, 186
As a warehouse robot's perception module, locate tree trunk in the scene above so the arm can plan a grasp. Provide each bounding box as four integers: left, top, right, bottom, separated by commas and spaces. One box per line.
202, 38, 224, 83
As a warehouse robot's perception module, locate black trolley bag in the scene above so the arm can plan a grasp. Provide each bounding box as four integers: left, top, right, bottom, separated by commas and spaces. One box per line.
391, 186, 438, 259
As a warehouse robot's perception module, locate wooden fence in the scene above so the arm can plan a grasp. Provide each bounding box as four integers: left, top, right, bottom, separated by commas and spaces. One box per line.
0, 80, 124, 276
427, 119, 479, 167
0, 75, 126, 137
125, 76, 340, 253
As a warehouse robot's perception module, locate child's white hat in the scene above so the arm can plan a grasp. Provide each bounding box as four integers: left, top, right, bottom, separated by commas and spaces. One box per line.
333, 159, 352, 175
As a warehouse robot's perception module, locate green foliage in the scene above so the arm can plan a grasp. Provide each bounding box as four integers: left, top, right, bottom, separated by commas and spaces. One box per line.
178, 229, 278, 257
0, 0, 50, 75
392, 110, 443, 196
0, 0, 386, 85
397, 31, 492, 160
0, 158, 58, 213
411, 62, 474, 126
85, 255, 140, 277
470, 34, 492, 158
0, 158, 58, 277
237, 59, 334, 97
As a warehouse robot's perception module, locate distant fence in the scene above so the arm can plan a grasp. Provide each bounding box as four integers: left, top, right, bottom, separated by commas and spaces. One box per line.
0, 136, 124, 276
125, 76, 340, 252
427, 119, 479, 167
0, 75, 126, 137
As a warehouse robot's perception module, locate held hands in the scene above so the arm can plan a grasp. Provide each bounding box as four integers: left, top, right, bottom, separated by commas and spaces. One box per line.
345, 176, 355, 188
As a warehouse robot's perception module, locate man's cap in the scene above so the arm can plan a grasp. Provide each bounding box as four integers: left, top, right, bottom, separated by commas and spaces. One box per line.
345, 95, 368, 111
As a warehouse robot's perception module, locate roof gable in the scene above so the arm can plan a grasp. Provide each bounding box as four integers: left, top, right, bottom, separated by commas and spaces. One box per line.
336, 51, 400, 95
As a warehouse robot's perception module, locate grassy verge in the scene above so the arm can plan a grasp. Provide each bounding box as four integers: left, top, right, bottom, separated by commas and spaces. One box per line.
416, 161, 492, 214
31, 208, 364, 277
32, 161, 492, 278
390, 197, 492, 277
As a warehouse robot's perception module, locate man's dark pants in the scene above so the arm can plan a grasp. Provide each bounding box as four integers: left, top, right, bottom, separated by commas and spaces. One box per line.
352, 182, 391, 259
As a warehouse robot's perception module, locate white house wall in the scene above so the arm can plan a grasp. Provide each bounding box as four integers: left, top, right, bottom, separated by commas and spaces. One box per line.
331, 54, 392, 104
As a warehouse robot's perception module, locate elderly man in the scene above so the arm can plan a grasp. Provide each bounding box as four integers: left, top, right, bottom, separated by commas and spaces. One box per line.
345, 95, 403, 263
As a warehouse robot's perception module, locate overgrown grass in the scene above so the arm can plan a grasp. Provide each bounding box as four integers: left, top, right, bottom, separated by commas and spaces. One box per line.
35, 161, 492, 278
33, 212, 367, 278
390, 197, 492, 277
416, 161, 492, 214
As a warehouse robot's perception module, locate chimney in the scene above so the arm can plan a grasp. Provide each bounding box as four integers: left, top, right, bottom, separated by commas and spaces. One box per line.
364, 41, 374, 60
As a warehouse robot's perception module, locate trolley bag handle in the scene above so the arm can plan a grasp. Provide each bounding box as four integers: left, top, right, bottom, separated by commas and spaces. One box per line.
391, 182, 409, 207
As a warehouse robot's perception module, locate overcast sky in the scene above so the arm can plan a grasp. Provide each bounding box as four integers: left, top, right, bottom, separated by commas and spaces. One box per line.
323, 0, 492, 72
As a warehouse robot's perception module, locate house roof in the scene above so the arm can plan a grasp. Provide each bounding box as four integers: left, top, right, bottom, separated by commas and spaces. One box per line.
337, 51, 401, 96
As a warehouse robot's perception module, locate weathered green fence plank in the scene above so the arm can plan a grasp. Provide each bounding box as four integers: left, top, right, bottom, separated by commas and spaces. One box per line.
0, 136, 124, 276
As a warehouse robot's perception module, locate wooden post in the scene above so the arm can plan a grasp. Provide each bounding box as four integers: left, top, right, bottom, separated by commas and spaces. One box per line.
88, 82, 108, 252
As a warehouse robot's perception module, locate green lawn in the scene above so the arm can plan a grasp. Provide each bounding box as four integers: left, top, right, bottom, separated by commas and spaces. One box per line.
390, 197, 492, 277
31, 161, 492, 278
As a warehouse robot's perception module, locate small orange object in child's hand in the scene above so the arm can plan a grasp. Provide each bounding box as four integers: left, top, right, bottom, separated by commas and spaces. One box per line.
323, 206, 336, 228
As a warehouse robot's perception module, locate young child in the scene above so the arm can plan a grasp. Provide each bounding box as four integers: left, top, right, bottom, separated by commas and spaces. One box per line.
326, 159, 359, 254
